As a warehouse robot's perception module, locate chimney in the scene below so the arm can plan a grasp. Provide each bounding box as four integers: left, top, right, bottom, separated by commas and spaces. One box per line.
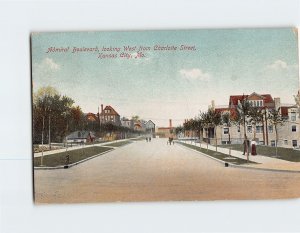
211, 100, 215, 110
169, 119, 172, 128
274, 97, 281, 110
101, 104, 103, 113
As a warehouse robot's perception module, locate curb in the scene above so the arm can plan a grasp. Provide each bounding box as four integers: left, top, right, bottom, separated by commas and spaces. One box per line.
34, 148, 114, 170
176, 142, 233, 166
176, 142, 300, 173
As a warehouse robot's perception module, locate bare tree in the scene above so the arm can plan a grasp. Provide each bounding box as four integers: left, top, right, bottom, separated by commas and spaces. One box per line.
222, 112, 232, 155
268, 107, 284, 157
237, 95, 251, 162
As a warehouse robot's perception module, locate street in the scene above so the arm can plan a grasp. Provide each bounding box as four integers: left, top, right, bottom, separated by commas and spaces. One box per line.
34, 138, 300, 203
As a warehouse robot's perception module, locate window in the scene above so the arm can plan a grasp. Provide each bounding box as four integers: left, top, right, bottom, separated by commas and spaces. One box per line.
268, 125, 273, 133
291, 112, 296, 121
292, 140, 297, 147
271, 140, 276, 147
256, 126, 263, 133
247, 125, 252, 133
223, 128, 229, 134
284, 140, 288, 145
292, 125, 297, 132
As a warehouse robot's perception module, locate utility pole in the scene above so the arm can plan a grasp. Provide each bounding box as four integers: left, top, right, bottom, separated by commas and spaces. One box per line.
265, 109, 269, 146
48, 114, 51, 150
41, 115, 45, 166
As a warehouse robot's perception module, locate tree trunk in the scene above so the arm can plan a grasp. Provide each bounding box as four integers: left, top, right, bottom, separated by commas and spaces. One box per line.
262, 116, 265, 145
253, 123, 256, 141
229, 130, 231, 156
48, 115, 51, 150
41, 116, 45, 166
265, 111, 269, 146
275, 125, 278, 157
243, 119, 249, 162
215, 127, 217, 151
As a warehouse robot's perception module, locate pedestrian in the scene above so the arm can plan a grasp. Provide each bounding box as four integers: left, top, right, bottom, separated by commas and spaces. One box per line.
251, 139, 257, 155
146, 137, 148, 142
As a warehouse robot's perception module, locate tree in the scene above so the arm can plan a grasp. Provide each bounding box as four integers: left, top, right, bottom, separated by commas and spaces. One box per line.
200, 111, 210, 150
131, 115, 140, 121
33, 86, 75, 145
294, 91, 300, 119
175, 125, 184, 138
248, 106, 263, 141
237, 95, 251, 162
195, 115, 204, 148
222, 111, 232, 155
268, 107, 284, 157
207, 108, 222, 151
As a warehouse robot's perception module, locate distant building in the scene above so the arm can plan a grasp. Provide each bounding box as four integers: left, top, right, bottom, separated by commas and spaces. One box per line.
121, 117, 134, 129
156, 119, 175, 138
145, 120, 155, 136
99, 104, 121, 126
86, 112, 98, 122
133, 120, 146, 131
66, 131, 96, 143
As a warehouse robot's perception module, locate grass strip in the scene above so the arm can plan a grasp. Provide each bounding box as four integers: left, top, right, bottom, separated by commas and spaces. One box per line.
177, 142, 256, 165
220, 144, 300, 162
34, 146, 113, 167
104, 140, 132, 147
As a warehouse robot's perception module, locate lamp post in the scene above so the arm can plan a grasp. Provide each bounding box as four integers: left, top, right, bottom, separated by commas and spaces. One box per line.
41, 115, 45, 166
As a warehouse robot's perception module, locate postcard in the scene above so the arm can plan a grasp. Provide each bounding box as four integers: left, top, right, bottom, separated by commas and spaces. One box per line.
32, 28, 300, 204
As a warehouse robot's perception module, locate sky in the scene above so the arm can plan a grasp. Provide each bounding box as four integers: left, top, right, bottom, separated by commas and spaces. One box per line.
32, 28, 299, 127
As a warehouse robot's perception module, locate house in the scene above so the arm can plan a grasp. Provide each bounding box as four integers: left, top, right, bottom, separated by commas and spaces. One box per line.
66, 130, 96, 143
121, 117, 134, 129
145, 120, 155, 136
99, 104, 121, 126
86, 112, 98, 122
133, 120, 146, 131
209, 92, 300, 148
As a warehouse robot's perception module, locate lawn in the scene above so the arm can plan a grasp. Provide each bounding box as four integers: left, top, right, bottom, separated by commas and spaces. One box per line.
104, 140, 132, 147
220, 144, 300, 162
34, 146, 113, 167
130, 137, 145, 141
177, 142, 256, 165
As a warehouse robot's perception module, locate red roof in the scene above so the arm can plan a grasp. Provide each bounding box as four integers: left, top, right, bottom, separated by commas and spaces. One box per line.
280, 106, 290, 117
86, 112, 98, 121
229, 93, 274, 106
100, 105, 120, 116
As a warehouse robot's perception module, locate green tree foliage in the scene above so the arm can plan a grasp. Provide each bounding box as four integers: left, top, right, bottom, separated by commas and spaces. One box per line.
33, 86, 76, 143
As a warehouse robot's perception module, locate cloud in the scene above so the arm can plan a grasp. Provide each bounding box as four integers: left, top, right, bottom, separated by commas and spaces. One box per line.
266, 60, 288, 70
44, 57, 60, 70
33, 57, 60, 72
179, 68, 211, 81
32, 58, 61, 88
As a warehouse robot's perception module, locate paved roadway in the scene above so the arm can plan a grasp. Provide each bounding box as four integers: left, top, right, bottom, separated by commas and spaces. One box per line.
34, 138, 300, 203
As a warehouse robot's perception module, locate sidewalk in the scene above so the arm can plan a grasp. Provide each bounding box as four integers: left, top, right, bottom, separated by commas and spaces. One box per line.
33, 138, 133, 158
181, 140, 300, 172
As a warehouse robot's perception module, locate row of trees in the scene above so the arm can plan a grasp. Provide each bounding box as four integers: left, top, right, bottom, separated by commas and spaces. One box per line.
176, 95, 284, 160
33, 86, 140, 145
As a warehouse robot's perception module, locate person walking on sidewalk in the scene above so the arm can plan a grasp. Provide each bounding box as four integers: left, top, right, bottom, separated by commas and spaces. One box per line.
251, 139, 257, 155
